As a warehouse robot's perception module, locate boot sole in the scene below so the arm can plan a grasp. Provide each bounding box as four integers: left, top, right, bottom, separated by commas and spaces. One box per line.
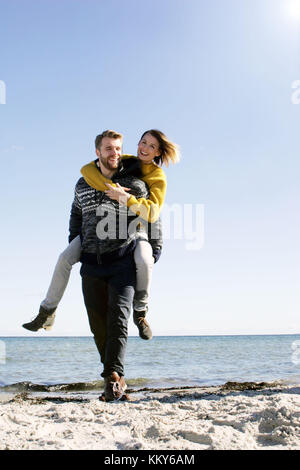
99, 392, 130, 402
139, 329, 153, 340
140, 334, 153, 340
22, 325, 40, 332
22, 324, 53, 332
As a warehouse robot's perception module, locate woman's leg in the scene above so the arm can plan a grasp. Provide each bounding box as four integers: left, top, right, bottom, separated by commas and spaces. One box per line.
133, 238, 154, 340
41, 235, 82, 311
22, 236, 82, 331
133, 238, 154, 312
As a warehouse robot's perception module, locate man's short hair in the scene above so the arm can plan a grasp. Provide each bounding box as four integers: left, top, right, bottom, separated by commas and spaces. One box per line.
95, 130, 123, 150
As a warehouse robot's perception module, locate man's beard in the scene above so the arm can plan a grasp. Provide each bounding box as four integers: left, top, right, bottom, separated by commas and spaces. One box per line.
99, 155, 121, 172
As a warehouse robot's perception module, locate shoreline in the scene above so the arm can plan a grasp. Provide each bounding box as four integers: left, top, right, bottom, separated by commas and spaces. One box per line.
0, 379, 286, 400
2, 333, 300, 337
1, 381, 300, 450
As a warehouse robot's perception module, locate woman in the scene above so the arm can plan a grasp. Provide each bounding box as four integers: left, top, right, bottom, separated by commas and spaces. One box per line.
22, 130, 180, 339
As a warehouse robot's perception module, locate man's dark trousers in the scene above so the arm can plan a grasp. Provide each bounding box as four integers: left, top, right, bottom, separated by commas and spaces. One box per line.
81, 254, 136, 378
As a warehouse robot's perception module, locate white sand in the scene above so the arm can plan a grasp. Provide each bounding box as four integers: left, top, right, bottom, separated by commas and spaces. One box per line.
1, 383, 300, 450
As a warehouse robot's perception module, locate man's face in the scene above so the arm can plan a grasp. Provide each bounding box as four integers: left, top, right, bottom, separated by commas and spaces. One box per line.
96, 137, 122, 172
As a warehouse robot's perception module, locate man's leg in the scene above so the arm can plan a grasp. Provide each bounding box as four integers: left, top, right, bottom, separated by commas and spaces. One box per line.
103, 284, 134, 377
102, 255, 136, 378
81, 275, 108, 366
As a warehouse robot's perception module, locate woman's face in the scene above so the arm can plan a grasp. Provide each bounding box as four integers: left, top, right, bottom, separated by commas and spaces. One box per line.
137, 133, 161, 164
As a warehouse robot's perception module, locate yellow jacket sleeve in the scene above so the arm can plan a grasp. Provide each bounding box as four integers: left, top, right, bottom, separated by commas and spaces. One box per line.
126, 162, 167, 223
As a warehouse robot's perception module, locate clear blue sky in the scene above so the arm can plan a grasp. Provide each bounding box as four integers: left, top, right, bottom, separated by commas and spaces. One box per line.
1, 0, 300, 336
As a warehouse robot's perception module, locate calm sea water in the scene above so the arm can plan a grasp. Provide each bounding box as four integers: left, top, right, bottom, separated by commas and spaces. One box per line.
1, 335, 300, 392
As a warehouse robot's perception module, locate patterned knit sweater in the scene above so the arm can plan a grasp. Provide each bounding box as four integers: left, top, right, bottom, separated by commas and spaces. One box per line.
69, 158, 163, 265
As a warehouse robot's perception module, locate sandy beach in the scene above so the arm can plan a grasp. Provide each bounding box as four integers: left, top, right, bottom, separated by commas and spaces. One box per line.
0, 382, 299, 450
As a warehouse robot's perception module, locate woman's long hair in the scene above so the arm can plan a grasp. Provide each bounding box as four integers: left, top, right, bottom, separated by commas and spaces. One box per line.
140, 130, 180, 166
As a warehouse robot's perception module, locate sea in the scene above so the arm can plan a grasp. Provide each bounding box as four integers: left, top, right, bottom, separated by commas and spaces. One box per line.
1, 335, 300, 394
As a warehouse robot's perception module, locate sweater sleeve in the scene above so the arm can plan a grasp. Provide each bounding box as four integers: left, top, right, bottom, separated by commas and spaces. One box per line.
69, 183, 82, 243
126, 169, 167, 223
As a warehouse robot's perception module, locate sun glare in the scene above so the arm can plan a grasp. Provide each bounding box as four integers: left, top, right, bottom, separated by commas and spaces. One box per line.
287, 0, 300, 20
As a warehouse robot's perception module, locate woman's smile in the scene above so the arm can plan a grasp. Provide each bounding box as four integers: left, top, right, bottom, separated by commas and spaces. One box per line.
137, 133, 161, 164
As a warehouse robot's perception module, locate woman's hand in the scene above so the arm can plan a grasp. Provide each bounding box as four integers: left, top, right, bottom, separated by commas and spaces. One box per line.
104, 182, 131, 205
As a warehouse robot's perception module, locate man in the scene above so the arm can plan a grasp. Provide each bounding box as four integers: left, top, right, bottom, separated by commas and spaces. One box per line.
69, 130, 162, 402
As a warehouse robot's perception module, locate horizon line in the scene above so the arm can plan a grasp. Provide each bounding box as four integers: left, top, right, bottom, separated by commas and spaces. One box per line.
1, 333, 300, 338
